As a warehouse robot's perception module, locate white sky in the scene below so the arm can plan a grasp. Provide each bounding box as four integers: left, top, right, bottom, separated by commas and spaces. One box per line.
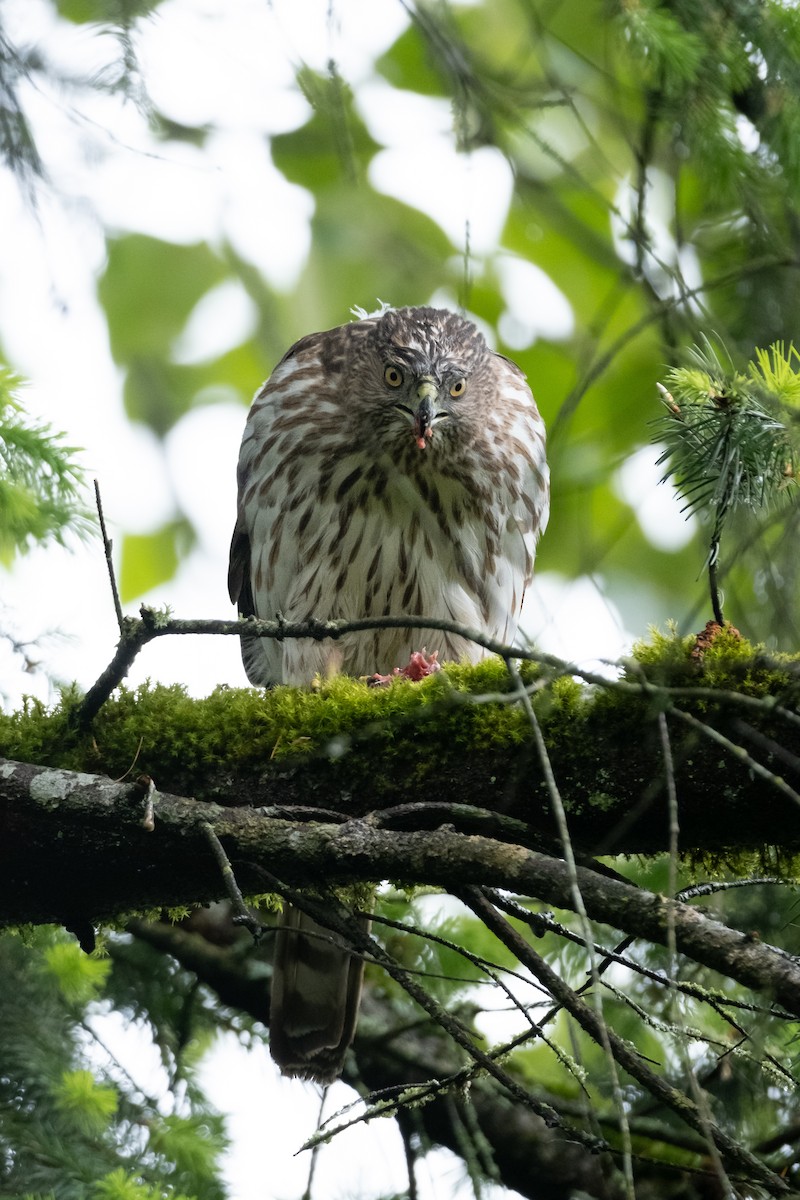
0, 1, 693, 1195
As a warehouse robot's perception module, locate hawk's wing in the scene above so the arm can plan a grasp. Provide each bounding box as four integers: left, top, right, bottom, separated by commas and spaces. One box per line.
227, 512, 272, 685
228, 321, 376, 685
482, 350, 550, 644
228, 336, 318, 685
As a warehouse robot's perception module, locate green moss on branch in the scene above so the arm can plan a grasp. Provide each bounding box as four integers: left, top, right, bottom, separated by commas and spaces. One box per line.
2, 634, 800, 857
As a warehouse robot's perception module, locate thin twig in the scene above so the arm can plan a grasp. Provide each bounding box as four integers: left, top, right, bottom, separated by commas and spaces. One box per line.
660, 711, 733, 1195
75, 608, 529, 726
198, 820, 262, 940
301, 1089, 327, 1200
670, 706, 800, 808
369, 800, 535, 843
361, 907, 551, 997
460, 886, 789, 1197
359, 906, 587, 1080
708, 530, 725, 626
504, 657, 636, 1199
93, 479, 123, 632
676, 877, 795, 903
399, 1120, 419, 1200
487, 888, 795, 1022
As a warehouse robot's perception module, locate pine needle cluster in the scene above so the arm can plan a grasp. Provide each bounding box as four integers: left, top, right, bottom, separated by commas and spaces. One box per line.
0, 928, 230, 1198
0, 370, 92, 565
654, 338, 798, 621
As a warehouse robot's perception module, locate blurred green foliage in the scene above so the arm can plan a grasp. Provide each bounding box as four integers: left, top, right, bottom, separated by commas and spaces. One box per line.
47, 0, 798, 634
0, 927, 228, 1200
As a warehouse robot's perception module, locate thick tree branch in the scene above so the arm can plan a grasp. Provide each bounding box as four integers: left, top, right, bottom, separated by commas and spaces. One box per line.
2, 755, 800, 1018
11, 652, 800, 857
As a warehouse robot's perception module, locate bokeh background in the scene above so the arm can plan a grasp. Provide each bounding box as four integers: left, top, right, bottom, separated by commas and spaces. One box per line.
4, 0, 741, 714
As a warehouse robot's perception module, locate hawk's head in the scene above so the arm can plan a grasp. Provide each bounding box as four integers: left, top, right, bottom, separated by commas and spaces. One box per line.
349, 306, 510, 455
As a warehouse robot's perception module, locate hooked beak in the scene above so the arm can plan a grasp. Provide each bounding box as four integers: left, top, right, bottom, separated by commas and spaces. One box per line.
412, 378, 438, 450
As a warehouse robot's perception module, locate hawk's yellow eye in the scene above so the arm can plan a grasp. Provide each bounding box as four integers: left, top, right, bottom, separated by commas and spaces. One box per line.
384, 365, 404, 388
450, 378, 467, 398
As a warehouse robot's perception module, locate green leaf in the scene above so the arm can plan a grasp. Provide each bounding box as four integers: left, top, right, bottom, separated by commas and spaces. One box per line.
54, 0, 164, 22
749, 342, 800, 408
374, 24, 450, 96
119, 519, 196, 602
98, 236, 230, 366
120, 336, 265, 435
284, 190, 455, 337
655, 338, 794, 523
271, 65, 380, 189
620, 3, 707, 87
501, 190, 621, 330
92, 1169, 189, 1200
98, 237, 262, 434
147, 1113, 225, 1183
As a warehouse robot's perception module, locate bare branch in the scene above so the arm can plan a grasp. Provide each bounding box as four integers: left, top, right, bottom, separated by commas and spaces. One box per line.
251, 866, 605, 1158
93, 479, 123, 633
459, 887, 789, 1196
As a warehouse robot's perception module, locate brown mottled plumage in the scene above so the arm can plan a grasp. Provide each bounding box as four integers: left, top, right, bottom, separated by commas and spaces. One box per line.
228, 306, 549, 1082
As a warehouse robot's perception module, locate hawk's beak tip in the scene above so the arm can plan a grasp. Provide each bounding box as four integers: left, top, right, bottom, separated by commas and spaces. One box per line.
412, 377, 437, 448
413, 421, 432, 449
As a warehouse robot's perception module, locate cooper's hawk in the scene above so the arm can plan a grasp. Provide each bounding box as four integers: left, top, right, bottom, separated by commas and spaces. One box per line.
228, 306, 549, 1082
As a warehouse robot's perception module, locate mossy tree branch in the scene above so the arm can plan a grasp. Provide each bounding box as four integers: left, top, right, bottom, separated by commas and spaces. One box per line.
2, 754, 800, 1023
5, 638, 800, 859
74, 607, 529, 728
4, 632, 800, 1196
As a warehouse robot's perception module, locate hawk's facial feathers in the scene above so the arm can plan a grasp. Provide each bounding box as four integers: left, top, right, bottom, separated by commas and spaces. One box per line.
347, 306, 510, 455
